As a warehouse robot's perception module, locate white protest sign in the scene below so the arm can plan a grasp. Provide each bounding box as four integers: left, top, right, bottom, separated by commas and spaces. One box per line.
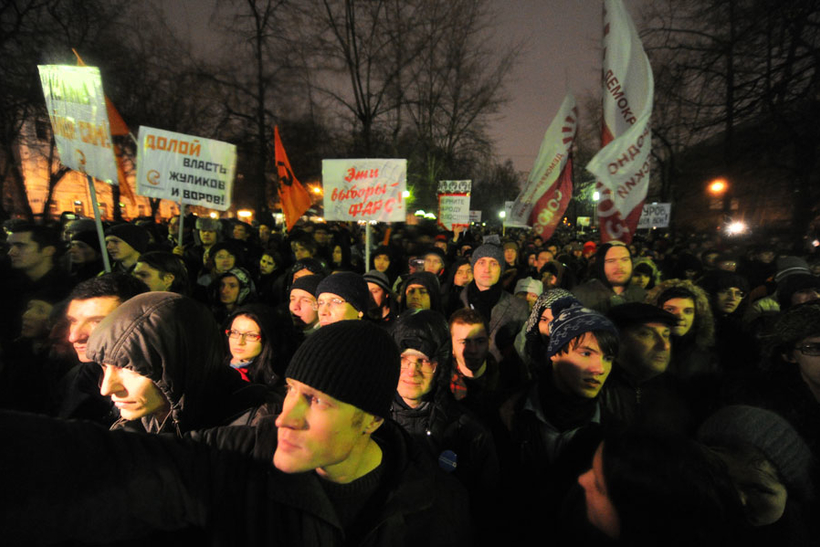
504, 201, 530, 228
322, 159, 406, 221
469, 210, 482, 223
38, 65, 118, 183
637, 203, 671, 229
136, 126, 236, 211
437, 180, 471, 231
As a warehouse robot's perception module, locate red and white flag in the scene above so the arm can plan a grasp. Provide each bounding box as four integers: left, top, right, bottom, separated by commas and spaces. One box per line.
586, 0, 654, 243
509, 92, 578, 237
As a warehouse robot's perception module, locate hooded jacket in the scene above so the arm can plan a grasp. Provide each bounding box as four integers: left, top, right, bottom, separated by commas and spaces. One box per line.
86, 292, 266, 435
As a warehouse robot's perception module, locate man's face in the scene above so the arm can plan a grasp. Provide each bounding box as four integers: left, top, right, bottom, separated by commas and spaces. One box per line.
105, 236, 139, 263
314, 230, 330, 245
274, 379, 378, 480
453, 263, 473, 287
292, 243, 313, 260
258, 225, 271, 243
259, 254, 276, 275
535, 251, 554, 271
619, 322, 672, 380
504, 247, 517, 264
292, 268, 313, 281
551, 333, 613, 399
451, 322, 489, 377
662, 297, 696, 337
716, 287, 745, 314
373, 254, 390, 272
67, 296, 121, 362
168, 218, 180, 241
632, 272, 650, 289
289, 289, 318, 328
788, 335, 820, 396
199, 229, 217, 246
367, 282, 387, 308
317, 292, 361, 326
220, 276, 240, 305
434, 240, 448, 253
397, 349, 436, 407
233, 224, 248, 240
423, 254, 445, 276
68, 240, 97, 264
133, 262, 173, 292
8, 232, 52, 273
603, 246, 632, 287
791, 288, 820, 307
99, 364, 169, 421
473, 257, 501, 290
405, 284, 431, 310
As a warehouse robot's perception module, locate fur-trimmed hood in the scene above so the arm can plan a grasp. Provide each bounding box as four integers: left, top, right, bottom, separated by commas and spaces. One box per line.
645, 279, 715, 348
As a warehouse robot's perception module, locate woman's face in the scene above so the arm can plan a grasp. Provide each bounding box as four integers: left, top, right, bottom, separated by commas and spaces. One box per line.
228, 315, 263, 364
716, 287, 745, 314
332, 246, 343, 265
538, 308, 554, 337
374, 254, 390, 272
454, 263, 473, 287
213, 249, 236, 274
259, 254, 276, 275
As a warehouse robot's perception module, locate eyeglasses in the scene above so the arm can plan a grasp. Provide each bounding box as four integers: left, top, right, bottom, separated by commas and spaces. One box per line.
313, 298, 347, 311
795, 343, 820, 356
225, 329, 262, 342
400, 355, 436, 374
718, 288, 746, 299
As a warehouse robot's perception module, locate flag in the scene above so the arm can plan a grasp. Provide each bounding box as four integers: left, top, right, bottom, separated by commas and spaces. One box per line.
530, 154, 573, 240
509, 93, 577, 227
275, 126, 312, 231
73, 49, 137, 205
586, 0, 654, 243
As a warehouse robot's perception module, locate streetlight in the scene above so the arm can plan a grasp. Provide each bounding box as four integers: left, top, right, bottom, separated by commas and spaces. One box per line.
708, 178, 727, 196
498, 211, 506, 219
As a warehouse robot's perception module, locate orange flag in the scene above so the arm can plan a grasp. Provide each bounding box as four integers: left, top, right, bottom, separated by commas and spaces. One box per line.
72, 49, 136, 205
275, 126, 312, 231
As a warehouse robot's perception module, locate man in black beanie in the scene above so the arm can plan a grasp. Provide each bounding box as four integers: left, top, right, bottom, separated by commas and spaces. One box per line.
104, 223, 150, 274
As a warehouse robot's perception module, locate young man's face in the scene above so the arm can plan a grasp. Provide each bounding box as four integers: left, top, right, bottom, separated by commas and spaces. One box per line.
99, 364, 169, 421
317, 292, 361, 326
405, 284, 431, 310
199, 229, 217, 246
662, 297, 696, 337
133, 262, 174, 292
367, 283, 387, 308
451, 322, 490, 377
787, 335, 820, 397
473, 257, 501, 290
423, 254, 445, 276
397, 349, 437, 407
619, 322, 672, 380
105, 236, 139, 264
233, 224, 248, 241
274, 379, 379, 481
604, 246, 632, 287
535, 251, 554, 271
551, 333, 613, 398
220, 276, 241, 305
66, 296, 122, 362
8, 231, 53, 273
289, 289, 318, 328
716, 287, 745, 314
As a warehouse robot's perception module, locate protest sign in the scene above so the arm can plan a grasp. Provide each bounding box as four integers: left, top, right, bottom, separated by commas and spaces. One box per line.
469, 210, 482, 224
322, 159, 406, 222
136, 126, 236, 211
504, 201, 530, 228
437, 180, 471, 231
38, 65, 118, 183
637, 203, 671, 229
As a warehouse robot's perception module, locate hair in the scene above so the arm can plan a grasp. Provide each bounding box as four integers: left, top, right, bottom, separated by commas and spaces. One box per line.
449, 307, 489, 334
10, 224, 61, 253
68, 273, 149, 303
291, 233, 317, 254
594, 242, 632, 289
136, 251, 190, 295
224, 304, 281, 385
553, 329, 619, 360
208, 240, 245, 270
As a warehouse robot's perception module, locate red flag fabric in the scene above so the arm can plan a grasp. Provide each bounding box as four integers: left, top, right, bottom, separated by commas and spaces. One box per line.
275, 126, 312, 231
529, 155, 573, 240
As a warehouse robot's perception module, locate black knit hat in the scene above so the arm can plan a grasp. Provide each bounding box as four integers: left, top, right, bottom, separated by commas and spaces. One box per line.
291, 274, 324, 297
70, 230, 101, 253
548, 305, 618, 358
286, 320, 400, 417
105, 224, 149, 254
607, 302, 678, 329
315, 272, 370, 312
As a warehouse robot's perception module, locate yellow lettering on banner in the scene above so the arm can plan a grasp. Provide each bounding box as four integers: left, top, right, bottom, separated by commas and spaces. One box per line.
179, 141, 189, 154
167, 139, 178, 152
78, 121, 109, 147
156, 136, 167, 150
190, 140, 201, 157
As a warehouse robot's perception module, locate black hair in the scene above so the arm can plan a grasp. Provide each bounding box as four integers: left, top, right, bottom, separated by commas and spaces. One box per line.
448, 307, 489, 334
553, 328, 619, 360
208, 240, 245, 269
68, 273, 149, 302
136, 251, 190, 295
224, 304, 282, 386
10, 224, 61, 253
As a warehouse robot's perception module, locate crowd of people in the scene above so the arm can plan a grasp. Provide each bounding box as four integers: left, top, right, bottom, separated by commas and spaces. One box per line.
1, 213, 819, 546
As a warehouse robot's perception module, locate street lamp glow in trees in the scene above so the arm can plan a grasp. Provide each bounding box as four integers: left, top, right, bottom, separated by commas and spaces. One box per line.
708, 178, 728, 196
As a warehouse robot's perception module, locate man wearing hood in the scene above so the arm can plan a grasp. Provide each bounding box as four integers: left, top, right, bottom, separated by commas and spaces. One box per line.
87, 292, 266, 435
572, 242, 645, 314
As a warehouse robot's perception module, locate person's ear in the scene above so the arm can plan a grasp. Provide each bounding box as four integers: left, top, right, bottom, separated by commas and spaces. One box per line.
363, 414, 383, 434
162, 273, 175, 290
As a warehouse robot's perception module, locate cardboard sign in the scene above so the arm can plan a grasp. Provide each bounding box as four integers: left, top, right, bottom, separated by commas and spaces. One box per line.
322, 159, 406, 221
38, 65, 118, 183
637, 203, 671, 229
136, 126, 236, 211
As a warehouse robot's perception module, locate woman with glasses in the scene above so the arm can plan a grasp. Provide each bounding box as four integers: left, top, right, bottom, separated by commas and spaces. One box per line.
700, 270, 755, 371
223, 304, 284, 387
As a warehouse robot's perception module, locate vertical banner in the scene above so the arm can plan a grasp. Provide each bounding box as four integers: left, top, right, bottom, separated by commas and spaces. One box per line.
530, 155, 573, 239
437, 180, 471, 231
504, 202, 530, 228
510, 93, 578, 226
275, 126, 312, 231
38, 65, 118, 183
136, 126, 236, 211
322, 159, 406, 222
586, 0, 654, 243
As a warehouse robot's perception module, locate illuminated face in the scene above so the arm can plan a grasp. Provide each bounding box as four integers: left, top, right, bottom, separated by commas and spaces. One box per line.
105, 236, 139, 264
619, 322, 672, 380
538, 308, 554, 336
68, 240, 97, 264
454, 263, 473, 287
289, 289, 318, 329
535, 251, 554, 271
66, 296, 121, 362
603, 246, 632, 287
473, 257, 501, 290
367, 282, 387, 308
451, 322, 489, 377
317, 292, 362, 326
21, 299, 54, 339
332, 246, 343, 265
397, 349, 437, 407
504, 247, 517, 265
716, 287, 745, 314
259, 254, 276, 275
274, 379, 380, 481
374, 254, 390, 272
578, 443, 621, 539
662, 297, 696, 337
213, 250, 236, 274
551, 333, 613, 399
220, 276, 241, 306
99, 364, 169, 421
227, 315, 263, 364
405, 284, 432, 310
8, 232, 53, 273
199, 229, 217, 246
133, 261, 174, 292
233, 224, 248, 240
423, 254, 445, 276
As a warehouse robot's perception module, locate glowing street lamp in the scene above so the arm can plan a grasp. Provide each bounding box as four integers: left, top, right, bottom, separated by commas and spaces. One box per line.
708, 178, 728, 196
498, 211, 506, 220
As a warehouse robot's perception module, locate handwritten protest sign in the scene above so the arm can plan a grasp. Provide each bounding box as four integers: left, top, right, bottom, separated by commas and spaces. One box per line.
136, 126, 236, 211
437, 180, 471, 231
322, 159, 406, 222
38, 65, 118, 183
637, 203, 671, 229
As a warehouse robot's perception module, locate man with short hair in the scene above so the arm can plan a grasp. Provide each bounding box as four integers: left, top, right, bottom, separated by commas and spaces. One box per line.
288, 275, 322, 335
315, 272, 369, 326
105, 224, 149, 274
133, 251, 189, 294
363, 270, 397, 325
572, 242, 645, 313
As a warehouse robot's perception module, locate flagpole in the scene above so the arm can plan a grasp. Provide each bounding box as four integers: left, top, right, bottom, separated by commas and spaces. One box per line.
365, 223, 371, 272
87, 175, 111, 273
178, 202, 185, 248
